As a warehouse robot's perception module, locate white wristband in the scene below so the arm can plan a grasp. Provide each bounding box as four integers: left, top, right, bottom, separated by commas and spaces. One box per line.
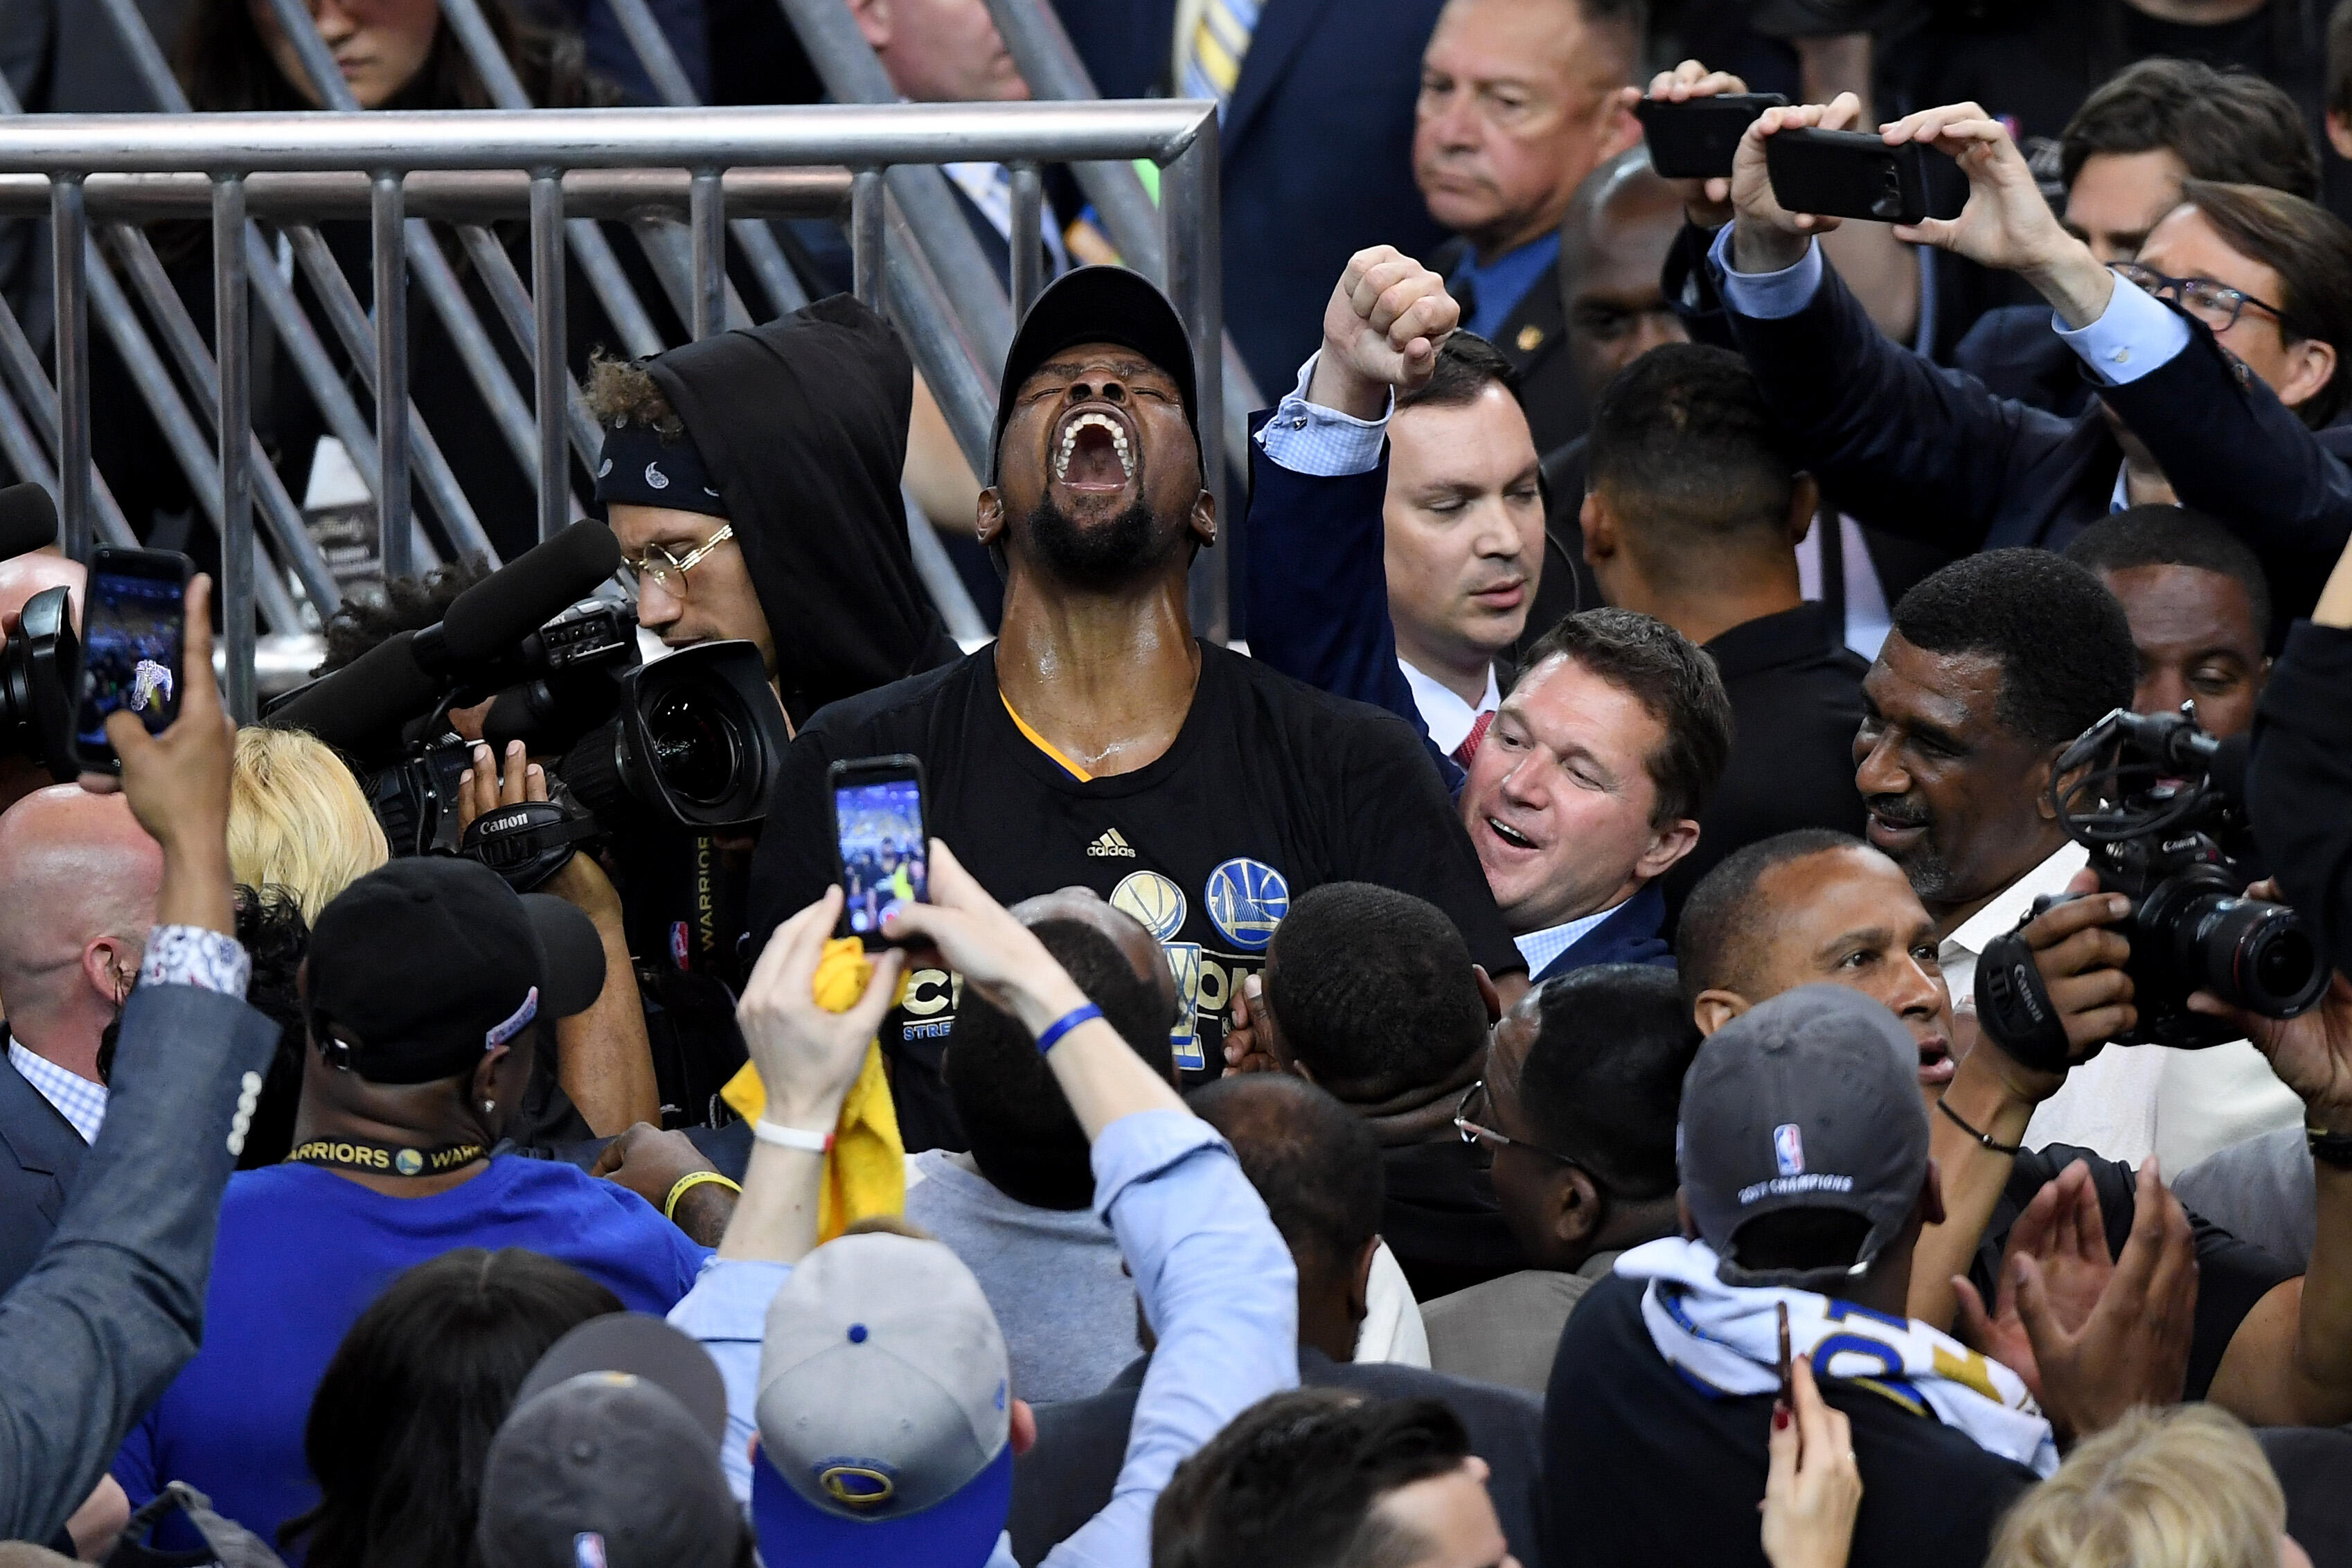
751, 1119, 834, 1154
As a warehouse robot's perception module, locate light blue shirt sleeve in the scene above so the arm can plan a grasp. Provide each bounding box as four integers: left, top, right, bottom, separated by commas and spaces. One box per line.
1709, 223, 1826, 320
1253, 351, 1391, 477
2055, 274, 2193, 386
667, 1256, 794, 1504
1044, 1110, 1299, 1568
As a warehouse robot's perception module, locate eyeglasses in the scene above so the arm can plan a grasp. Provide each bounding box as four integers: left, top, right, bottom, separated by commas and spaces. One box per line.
1453, 1080, 1597, 1180
2111, 262, 2298, 337
623, 525, 735, 596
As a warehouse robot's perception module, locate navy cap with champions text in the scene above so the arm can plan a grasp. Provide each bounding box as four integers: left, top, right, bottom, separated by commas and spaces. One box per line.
751, 1231, 1014, 1568
305, 857, 605, 1087
1677, 984, 1930, 1290
988, 265, 1200, 484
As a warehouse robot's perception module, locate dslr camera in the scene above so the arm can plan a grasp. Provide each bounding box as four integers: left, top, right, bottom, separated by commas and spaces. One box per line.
1981, 708, 2326, 1060
0, 584, 78, 784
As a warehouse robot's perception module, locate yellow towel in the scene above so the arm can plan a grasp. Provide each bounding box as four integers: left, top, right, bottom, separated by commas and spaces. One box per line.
720, 937, 908, 1243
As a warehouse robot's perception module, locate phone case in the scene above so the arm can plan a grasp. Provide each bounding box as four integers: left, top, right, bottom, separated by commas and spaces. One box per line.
1764, 128, 1959, 226
1634, 93, 1789, 180
73, 547, 193, 774
828, 754, 927, 950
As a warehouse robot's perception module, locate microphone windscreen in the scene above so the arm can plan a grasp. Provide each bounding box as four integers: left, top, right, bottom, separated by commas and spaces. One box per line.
438, 522, 621, 668
267, 630, 440, 758
0, 482, 58, 558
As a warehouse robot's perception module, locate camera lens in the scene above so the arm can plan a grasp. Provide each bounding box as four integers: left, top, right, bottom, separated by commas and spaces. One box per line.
2178, 893, 2328, 1017
643, 687, 744, 808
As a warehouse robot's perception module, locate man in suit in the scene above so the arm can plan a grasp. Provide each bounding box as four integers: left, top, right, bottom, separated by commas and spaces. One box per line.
1008, 1073, 1548, 1567
0, 572, 280, 1547
1242, 246, 1731, 979
1052, 0, 1454, 391
1715, 95, 2352, 625
1417, 0, 1644, 451
0, 785, 162, 1299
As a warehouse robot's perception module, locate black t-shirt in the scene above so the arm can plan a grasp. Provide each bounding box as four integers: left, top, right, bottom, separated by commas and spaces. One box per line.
1971, 1143, 2297, 1400
1543, 1274, 2038, 1568
747, 641, 1521, 1151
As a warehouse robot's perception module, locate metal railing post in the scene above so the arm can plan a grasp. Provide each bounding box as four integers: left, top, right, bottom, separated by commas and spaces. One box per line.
1159, 124, 1226, 642
372, 172, 413, 578
213, 175, 257, 719
48, 174, 89, 561
851, 169, 885, 313
688, 169, 726, 340
529, 173, 569, 543
1008, 161, 1043, 321
881, 195, 998, 475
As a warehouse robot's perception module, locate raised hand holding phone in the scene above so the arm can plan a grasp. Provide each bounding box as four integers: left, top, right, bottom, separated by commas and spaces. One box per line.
72, 546, 194, 777
828, 754, 929, 950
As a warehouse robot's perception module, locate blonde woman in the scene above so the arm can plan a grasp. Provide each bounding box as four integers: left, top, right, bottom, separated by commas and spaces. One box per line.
1990, 1405, 2313, 1568
226, 727, 389, 923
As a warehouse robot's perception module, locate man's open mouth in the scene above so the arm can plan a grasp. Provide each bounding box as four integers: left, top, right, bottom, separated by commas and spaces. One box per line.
1485, 816, 1537, 850
1053, 410, 1134, 490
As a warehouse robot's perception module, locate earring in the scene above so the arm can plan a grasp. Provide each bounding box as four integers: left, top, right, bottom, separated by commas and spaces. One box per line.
481, 1100, 496, 1117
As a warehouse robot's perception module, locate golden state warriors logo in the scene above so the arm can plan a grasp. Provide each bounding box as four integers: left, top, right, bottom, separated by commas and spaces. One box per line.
1204, 859, 1288, 952
1111, 871, 1187, 942
394, 1148, 424, 1176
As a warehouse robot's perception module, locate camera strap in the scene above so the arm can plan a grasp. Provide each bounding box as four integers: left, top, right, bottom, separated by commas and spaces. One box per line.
460, 800, 602, 893
1972, 914, 2091, 1076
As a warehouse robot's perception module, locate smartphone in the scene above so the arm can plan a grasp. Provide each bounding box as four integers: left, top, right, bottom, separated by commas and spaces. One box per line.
828, 754, 929, 949
1635, 93, 1789, 179
1765, 127, 1963, 226
1776, 1301, 1794, 1404
73, 546, 194, 775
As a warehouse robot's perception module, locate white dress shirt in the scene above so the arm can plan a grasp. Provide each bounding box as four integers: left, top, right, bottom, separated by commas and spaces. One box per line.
1398, 660, 1499, 758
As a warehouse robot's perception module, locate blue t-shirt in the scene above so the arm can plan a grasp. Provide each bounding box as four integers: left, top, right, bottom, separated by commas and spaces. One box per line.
113, 1155, 711, 1552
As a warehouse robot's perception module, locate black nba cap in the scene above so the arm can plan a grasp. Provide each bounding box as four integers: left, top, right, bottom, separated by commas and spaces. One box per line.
306, 856, 605, 1086
989, 265, 1199, 483
1678, 984, 1930, 1290
479, 1318, 744, 1568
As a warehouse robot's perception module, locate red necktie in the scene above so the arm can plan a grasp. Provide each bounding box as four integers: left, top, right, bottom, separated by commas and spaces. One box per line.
1452, 711, 1494, 769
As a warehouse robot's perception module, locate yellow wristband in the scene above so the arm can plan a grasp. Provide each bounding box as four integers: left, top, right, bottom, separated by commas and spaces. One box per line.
663, 1168, 742, 1221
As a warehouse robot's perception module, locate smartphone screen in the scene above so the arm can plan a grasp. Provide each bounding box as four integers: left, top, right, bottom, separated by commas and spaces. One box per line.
75, 551, 191, 771
832, 763, 928, 943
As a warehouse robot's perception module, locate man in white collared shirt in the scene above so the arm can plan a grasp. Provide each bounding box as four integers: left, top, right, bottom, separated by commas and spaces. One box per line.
0, 784, 161, 1294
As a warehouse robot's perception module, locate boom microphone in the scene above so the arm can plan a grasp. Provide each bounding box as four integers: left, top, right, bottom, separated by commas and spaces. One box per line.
265, 630, 440, 760
0, 482, 59, 559
415, 520, 621, 672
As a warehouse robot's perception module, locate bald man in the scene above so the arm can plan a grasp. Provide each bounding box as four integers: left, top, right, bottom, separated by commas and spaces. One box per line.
0, 553, 84, 817
0, 784, 163, 1296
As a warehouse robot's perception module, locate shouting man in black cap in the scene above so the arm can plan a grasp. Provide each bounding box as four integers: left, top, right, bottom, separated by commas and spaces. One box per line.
749, 265, 1520, 1151
109, 857, 711, 1553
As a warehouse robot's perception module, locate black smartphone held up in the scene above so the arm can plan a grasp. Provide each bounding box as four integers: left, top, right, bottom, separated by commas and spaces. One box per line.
828, 754, 929, 949
73, 546, 194, 776
1765, 127, 1962, 226
1634, 93, 1789, 179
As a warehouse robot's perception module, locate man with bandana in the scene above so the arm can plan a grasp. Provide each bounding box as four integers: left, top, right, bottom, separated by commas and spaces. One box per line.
746, 267, 1520, 1152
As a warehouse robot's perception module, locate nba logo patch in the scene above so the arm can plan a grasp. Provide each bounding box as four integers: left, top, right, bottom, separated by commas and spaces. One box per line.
1112, 870, 1188, 943
670, 920, 691, 969
1204, 859, 1288, 952
1772, 1123, 1805, 1176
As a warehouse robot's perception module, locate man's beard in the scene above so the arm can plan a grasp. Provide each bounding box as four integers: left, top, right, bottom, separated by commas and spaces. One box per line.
1868, 795, 1959, 903
1022, 492, 1168, 591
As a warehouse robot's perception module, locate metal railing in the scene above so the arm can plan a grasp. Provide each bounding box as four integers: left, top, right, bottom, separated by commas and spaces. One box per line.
0, 98, 1223, 720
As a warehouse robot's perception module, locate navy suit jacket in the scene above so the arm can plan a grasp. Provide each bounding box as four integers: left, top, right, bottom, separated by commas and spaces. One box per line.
0, 1046, 87, 1301
1720, 249, 2352, 625
1051, 0, 1451, 392
1531, 883, 1671, 981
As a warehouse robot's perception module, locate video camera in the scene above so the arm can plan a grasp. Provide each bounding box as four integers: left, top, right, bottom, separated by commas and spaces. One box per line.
265, 520, 790, 883
0, 483, 82, 785
2030, 708, 2327, 1050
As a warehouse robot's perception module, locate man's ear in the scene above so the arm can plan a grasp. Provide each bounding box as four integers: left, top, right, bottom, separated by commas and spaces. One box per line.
1472, 963, 1503, 1025
1636, 817, 1702, 880
1580, 490, 1616, 565
1788, 473, 1820, 547
1692, 988, 1747, 1037
2280, 337, 2337, 416
1553, 1166, 1605, 1249
2333, 110, 2352, 161
1190, 487, 1218, 549
81, 936, 134, 1008
973, 485, 1005, 547
1009, 1398, 1037, 1457
2033, 742, 2075, 823
844, 0, 892, 51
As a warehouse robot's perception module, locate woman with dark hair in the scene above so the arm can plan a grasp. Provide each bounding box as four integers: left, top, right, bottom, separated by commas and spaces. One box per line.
279, 1247, 621, 1568
175, 0, 600, 114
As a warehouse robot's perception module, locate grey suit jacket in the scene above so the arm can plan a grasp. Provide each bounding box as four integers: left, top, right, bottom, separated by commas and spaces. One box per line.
0, 981, 278, 1545
0, 1044, 90, 1301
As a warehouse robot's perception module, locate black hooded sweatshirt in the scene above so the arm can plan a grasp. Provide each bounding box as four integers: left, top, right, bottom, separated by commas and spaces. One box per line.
646, 295, 961, 728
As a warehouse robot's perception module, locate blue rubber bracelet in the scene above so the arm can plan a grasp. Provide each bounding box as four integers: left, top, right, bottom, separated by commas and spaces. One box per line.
1035, 1002, 1105, 1055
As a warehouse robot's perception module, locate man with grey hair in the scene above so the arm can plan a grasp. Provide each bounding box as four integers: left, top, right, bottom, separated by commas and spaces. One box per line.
0, 785, 162, 1297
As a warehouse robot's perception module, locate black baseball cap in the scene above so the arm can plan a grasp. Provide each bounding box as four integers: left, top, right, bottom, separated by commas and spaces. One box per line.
988, 265, 1200, 483
1677, 985, 1930, 1290
305, 857, 605, 1086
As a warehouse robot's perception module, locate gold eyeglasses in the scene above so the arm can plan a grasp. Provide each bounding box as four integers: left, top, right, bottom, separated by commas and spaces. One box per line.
625, 525, 735, 596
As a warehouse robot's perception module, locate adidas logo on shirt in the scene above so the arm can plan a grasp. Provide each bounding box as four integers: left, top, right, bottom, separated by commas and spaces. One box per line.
1087, 828, 1138, 858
